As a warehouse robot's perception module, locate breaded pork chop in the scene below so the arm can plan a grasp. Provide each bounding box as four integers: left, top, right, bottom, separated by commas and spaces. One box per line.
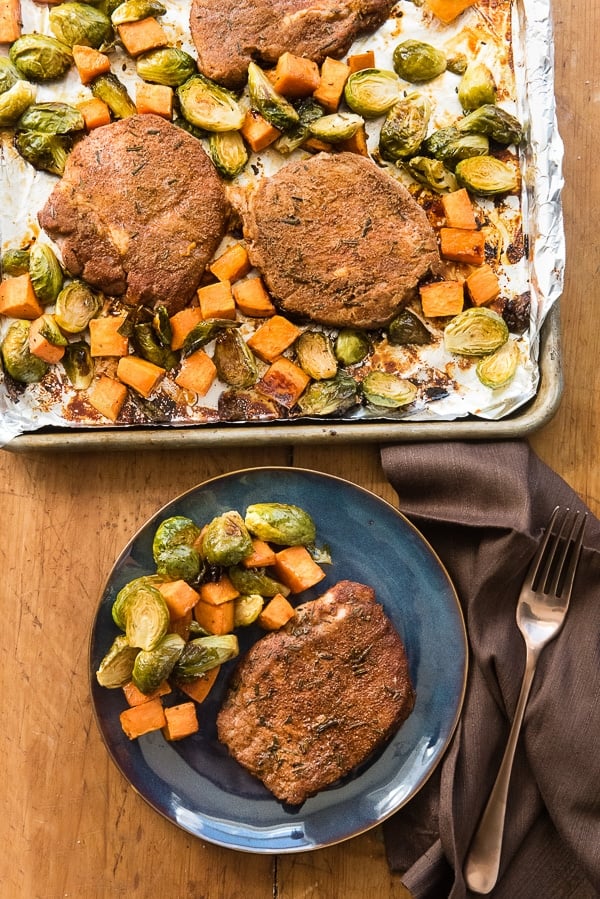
38, 115, 229, 314
190, 0, 394, 90
217, 580, 415, 805
239, 152, 442, 329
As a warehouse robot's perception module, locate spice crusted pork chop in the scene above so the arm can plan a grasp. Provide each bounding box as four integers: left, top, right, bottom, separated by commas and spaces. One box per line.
239, 152, 442, 329
190, 0, 394, 90
38, 115, 229, 314
217, 580, 415, 805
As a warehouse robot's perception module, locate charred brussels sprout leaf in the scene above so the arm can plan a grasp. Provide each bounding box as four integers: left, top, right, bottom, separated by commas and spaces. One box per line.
134, 322, 178, 370
182, 318, 239, 356
247, 61, 299, 131
457, 62, 497, 111
177, 74, 245, 132
55, 280, 102, 332
95, 635, 139, 688
123, 582, 170, 650
275, 97, 325, 154
91, 72, 136, 118
1, 248, 30, 276
361, 371, 418, 409
33, 314, 68, 349
405, 155, 458, 193
388, 310, 432, 345
379, 92, 431, 161
297, 373, 358, 416
212, 328, 258, 387
444, 307, 509, 356
343, 68, 401, 118
49, 2, 113, 48
111, 0, 166, 25
62, 340, 95, 388
9, 34, 73, 82
152, 305, 172, 347
308, 112, 363, 143
136, 47, 196, 86
15, 130, 71, 175
208, 130, 248, 179
476, 339, 520, 388
334, 328, 371, 365
29, 243, 64, 305
172, 634, 239, 683
17, 101, 85, 135
457, 104, 523, 145
422, 127, 489, 170
295, 330, 338, 380
1, 320, 49, 383
0, 57, 20, 94
201, 510, 253, 566
132, 633, 185, 694
233, 594, 264, 627
455, 155, 518, 196
244, 502, 316, 546
446, 52, 468, 75
0, 80, 36, 127
393, 40, 447, 83
228, 565, 290, 598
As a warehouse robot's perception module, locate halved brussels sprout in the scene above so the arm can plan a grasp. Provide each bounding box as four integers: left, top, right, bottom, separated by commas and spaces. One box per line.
423, 126, 489, 170
1, 319, 49, 383
132, 632, 185, 694
62, 340, 95, 389
344, 68, 401, 118
55, 280, 102, 332
361, 371, 418, 408
228, 565, 290, 598
308, 112, 363, 143
405, 156, 458, 193
247, 61, 299, 131
274, 97, 325, 155
29, 244, 64, 305
134, 322, 178, 370
0, 57, 20, 94
212, 328, 258, 387
393, 40, 447, 83
111, 0, 166, 25
9, 34, 73, 82
455, 155, 518, 196
112, 574, 165, 629
295, 330, 338, 380
1, 248, 30, 277
457, 62, 497, 111
296, 373, 358, 416
95, 634, 139, 688
0, 80, 36, 127
17, 101, 85, 135
177, 74, 245, 132
457, 104, 523, 145
136, 47, 196, 86
334, 327, 371, 365
476, 338, 520, 388
171, 634, 239, 683
244, 502, 316, 546
201, 510, 254, 566
15, 130, 71, 176
379, 92, 431, 161
50, 2, 113, 48
233, 594, 264, 627
207, 130, 248, 179
218, 386, 283, 421
388, 309, 432, 345
444, 307, 509, 356
123, 582, 170, 650
91, 72, 136, 118
182, 318, 239, 356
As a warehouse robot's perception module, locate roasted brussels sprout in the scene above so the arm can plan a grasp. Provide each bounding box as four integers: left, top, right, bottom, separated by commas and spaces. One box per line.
446, 52, 468, 75
91, 72, 136, 118
247, 61, 299, 131
15, 130, 71, 175
156, 543, 202, 581
334, 327, 371, 365
95, 634, 139, 688
9, 34, 73, 82
1, 248, 30, 277
457, 104, 523, 145
213, 328, 258, 387
444, 307, 509, 356
455, 155, 518, 196
1, 319, 49, 383
122, 582, 170, 650
343, 68, 401, 118
50, 2, 113, 48
457, 62, 497, 111
29, 244, 64, 305
0, 80, 36, 126
476, 338, 520, 388
0, 57, 20, 94
207, 130, 248, 179
153, 515, 202, 581
17, 101, 85, 135
172, 634, 239, 683
112, 574, 165, 629
201, 510, 253, 566
308, 112, 363, 143
134, 322, 178, 370
422, 126, 489, 170
182, 318, 239, 356
361, 371, 418, 408
296, 373, 358, 416
228, 565, 290, 598
62, 340, 95, 389
388, 309, 432, 345
55, 280, 102, 332
244, 502, 316, 546
136, 46, 196, 86
233, 594, 264, 627
132, 632, 185, 694
405, 156, 458, 193
177, 74, 245, 132
393, 40, 447, 83
379, 92, 431, 161
274, 97, 325, 155
153, 516, 201, 555
295, 330, 338, 379
111, 0, 166, 25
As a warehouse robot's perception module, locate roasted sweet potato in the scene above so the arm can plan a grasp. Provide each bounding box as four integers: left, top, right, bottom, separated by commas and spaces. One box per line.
313, 57, 351, 112
117, 355, 165, 397
246, 314, 301, 362
78, 97, 111, 130
196, 280, 236, 320
256, 356, 310, 408
169, 306, 203, 350
272, 546, 326, 593
241, 109, 281, 152
199, 574, 239, 606
258, 592, 296, 630
174, 348, 217, 396
426, 0, 476, 24
162, 702, 199, 741
119, 696, 166, 739
420, 280, 465, 317
439, 227, 486, 266
177, 666, 221, 704
441, 188, 478, 230
232, 277, 276, 317
0, 0, 21, 43
117, 17, 168, 57
271, 52, 320, 98
136, 82, 173, 118
0, 274, 43, 320
209, 243, 252, 283
123, 680, 171, 707
89, 314, 129, 357
158, 580, 200, 620
465, 263, 501, 306
194, 598, 235, 635
87, 374, 128, 422
72, 44, 111, 84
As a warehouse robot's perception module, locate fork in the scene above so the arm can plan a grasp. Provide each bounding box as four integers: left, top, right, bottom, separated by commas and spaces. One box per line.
463, 505, 587, 894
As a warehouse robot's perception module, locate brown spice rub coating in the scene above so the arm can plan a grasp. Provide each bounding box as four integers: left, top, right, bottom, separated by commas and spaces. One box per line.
240, 152, 442, 329
38, 115, 229, 314
217, 580, 415, 805
190, 0, 394, 90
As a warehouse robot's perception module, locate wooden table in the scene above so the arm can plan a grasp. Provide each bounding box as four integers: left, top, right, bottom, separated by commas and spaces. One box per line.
2, 2, 598, 895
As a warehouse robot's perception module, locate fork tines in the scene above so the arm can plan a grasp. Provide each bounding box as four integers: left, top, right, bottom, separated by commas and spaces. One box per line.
531, 506, 587, 597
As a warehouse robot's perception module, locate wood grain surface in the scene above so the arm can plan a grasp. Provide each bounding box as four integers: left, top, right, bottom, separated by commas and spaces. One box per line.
1, 1, 598, 896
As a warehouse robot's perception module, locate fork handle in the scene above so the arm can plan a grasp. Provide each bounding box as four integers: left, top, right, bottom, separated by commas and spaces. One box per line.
463, 649, 538, 894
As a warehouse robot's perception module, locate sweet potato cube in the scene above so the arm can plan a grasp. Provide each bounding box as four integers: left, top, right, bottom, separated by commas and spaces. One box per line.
88, 375, 128, 422
197, 280, 236, 320
465, 264, 501, 306
209, 243, 252, 283
72, 44, 111, 84
258, 593, 296, 630
0, 0, 21, 43
177, 666, 221, 704
136, 81, 173, 118
119, 697, 166, 739
123, 680, 171, 707
29, 315, 66, 363
256, 357, 310, 408
441, 188, 478, 230
439, 227, 486, 266
174, 348, 217, 396
78, 97, 111, 130
271, 52, 320, 98
420, 280, 465, 317
241, 109, 281, 152
117, 17, 168, 57
169, 306, 203, 350
199, 574, 239, 606
241, 538, 277, 569
194, 598, 234, 635
158, 580, 200, 620
247, 314, 302, 362
338, 123, 369, 157
89, 314, 129, 357
272, 546, 326, 593
313, 57, 350, 112
162, 702, 199, 741
426, 0, 476, 24
347, 50, 376, 73
117, 355, 165, 397
0, 274, 43, 320
232, 277, 276, 317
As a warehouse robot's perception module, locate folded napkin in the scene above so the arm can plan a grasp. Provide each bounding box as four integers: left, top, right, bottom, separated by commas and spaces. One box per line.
380, 440, 600, 899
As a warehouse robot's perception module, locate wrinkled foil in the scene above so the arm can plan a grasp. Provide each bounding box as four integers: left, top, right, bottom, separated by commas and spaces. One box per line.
0, 0, 564, 446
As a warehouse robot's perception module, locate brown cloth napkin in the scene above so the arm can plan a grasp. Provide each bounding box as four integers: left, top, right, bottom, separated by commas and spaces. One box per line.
380, 440, 600, 899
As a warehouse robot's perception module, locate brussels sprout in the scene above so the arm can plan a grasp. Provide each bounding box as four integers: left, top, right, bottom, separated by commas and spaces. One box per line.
201, 510, 254, 566
1, 248, 30, 277
444, 307, 509, 356
91, 72, 136, 119
111, 0, 166, 25
29, 244, 64, 305
15, 130, 71, 175
296, 373, 358, 416
247, 61, 299, 131
334, 328, 371, 365
54, 280, 102, 332
308, 112, 364, 143
457, 104, 523, 145
0, 80, 36, 127
218, 386, 284, 421
422, 126, 489, 170
0, 57, 20, 94
50, 2, 113, 48
233, 594, 264, 627
1, 319, 49, 383
95, 634, 139, 688
476, 338, 520, 388
295, 330, 338, 379
446, 52, 468, 76
388, 309, 432, 345
112, 574, 165, 629
404, 156, 458, 193
153, 515, 201, 557
177, 74, 245, 132
136, 46, 196, 86
228, 565, 290, 598
153, 516, 202, 580
134, 322, 178, 370
455, 155, 518, 196
182, 318, 239, 356
457, 62, 497, 111
361, 371, 418, 408
122, 582, 170, 650
212, 328, 258, 387
152, 305, 172, 347
154, 544, 201, 581
343, 68, 401, 118
172, 634, 239, 683
393, 40, 447, 83
208, 130, 248, 179
62, 340, 95, 389
244, 502, 316, 546
274, 97, 325, 154
132, 632, 185, 694
9, 34, 73, 82
17, 101, 85, 135
379, 91, 431, 161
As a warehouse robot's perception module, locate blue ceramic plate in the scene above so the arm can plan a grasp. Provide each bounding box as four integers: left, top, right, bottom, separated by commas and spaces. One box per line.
90, 467, 467, 853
